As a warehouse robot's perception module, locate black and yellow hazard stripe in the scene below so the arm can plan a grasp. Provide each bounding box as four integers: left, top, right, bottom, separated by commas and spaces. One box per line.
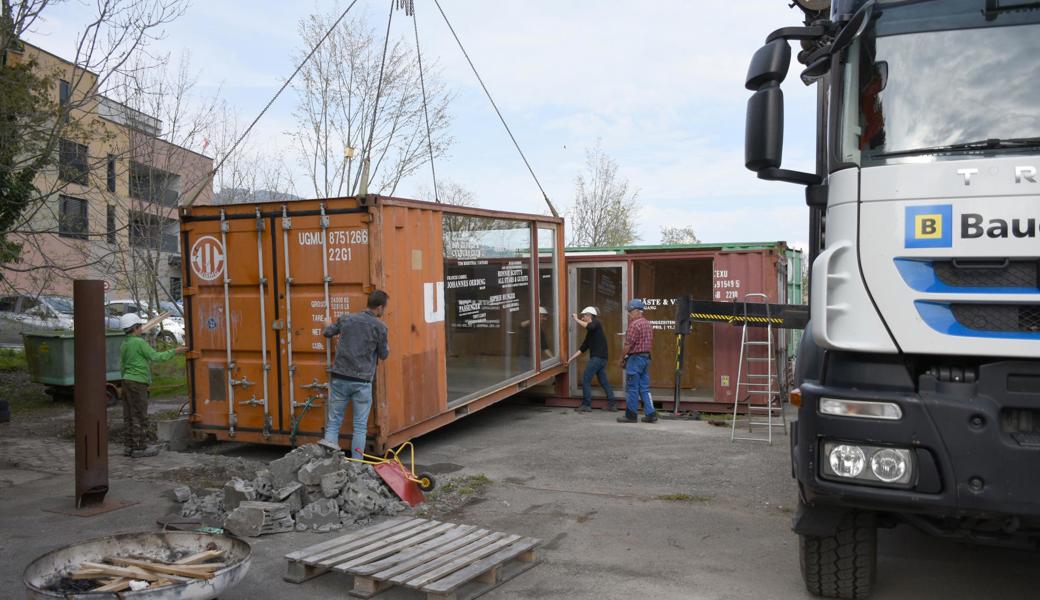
689, 312, 784, 325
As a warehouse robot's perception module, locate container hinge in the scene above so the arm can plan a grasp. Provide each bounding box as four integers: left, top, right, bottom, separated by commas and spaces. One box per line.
301, 379, 329, 392
262, 415, 272, 438
320, 215, 330, 228
228, 413, 237, 437
285, 276, 294, 286
255, 214, 265, 232
259, 276, 268, 285
324, 276, 332, 284
239, 395, 264, 406
220, 219, 230, 233
282, 216, 292, 230
262, 362, 271, 372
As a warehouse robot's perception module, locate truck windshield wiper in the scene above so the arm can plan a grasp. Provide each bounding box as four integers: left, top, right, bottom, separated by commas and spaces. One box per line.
871, 137, 1040, 159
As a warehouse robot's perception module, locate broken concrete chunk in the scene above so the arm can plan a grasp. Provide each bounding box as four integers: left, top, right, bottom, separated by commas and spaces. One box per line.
296, 498, 340, 531
297, 457, 343, 486
320, 470, 349, 498
172, 486, 192, 503
223, 501, 294, 537
223, 478, 257, 512
252, 468, 274, 498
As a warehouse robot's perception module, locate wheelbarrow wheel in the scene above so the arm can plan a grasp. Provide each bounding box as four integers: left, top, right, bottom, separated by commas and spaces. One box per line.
417, 472, 436, 492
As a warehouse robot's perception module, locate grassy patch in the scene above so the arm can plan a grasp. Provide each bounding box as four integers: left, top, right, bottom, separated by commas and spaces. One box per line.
657, 493, 712, 503
419, 473, 493, 517
150, 354, 186, 397
0, 348, 27, 371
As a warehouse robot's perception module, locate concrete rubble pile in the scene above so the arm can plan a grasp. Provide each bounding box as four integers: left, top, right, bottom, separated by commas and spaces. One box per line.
172, 443, 409, 537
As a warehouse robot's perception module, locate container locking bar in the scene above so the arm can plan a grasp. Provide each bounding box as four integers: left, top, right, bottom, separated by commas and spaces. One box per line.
282, 205, 298, 425
220, 209, 237, 437
255, 207, 272, 438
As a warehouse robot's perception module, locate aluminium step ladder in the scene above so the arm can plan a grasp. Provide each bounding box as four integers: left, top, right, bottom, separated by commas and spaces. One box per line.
730, 293, 787, 444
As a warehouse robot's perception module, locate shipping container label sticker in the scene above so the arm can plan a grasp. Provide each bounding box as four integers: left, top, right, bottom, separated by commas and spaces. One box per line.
206, 317, 218, 330
424, 282, 445, 323
721, 375, 730, 387
713, 269, 742, 300
190, 236, 225, 281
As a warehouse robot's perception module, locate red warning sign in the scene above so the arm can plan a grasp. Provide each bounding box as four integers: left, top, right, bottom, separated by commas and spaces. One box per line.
190, 235, 225, 281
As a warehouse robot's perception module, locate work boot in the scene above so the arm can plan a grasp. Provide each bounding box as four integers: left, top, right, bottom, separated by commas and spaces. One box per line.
642, 413, 659, 424
130, 445, 160, 458
617, 413, 638, 423
317, 439, 341, 451
574, 405, 592, 413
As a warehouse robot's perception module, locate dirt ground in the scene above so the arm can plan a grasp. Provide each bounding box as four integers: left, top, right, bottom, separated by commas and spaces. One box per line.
2, 397, 1039, 599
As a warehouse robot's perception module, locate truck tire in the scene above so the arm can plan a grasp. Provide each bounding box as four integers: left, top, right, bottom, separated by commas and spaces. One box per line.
800, 511, 876, 599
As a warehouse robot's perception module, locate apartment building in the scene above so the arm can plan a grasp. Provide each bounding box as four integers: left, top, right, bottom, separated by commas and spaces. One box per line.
2, 42, 213, 302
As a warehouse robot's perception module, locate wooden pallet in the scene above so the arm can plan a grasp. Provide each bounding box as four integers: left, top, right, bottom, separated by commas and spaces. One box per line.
285, 516, 541, 600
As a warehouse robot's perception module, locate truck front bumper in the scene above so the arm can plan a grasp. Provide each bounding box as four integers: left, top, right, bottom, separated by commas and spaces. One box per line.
794, 360, 1040, 531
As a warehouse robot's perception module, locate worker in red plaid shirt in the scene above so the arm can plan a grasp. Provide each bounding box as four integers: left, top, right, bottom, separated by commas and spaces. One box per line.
618, 299, 658, 423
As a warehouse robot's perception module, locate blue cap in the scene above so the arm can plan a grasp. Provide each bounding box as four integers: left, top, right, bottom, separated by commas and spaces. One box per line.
627, 299, 645, 311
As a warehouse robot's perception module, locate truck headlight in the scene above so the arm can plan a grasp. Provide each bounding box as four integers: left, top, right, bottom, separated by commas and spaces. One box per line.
822, 441, 914, 487
828, 444, 866, 478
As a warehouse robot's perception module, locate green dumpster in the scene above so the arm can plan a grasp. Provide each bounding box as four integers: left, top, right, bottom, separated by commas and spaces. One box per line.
22, 331, 126, 388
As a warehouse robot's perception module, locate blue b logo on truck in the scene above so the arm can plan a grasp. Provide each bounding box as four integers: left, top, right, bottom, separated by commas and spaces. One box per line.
905, 205, 952, 248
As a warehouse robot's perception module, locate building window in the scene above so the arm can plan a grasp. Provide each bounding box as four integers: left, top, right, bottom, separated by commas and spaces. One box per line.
106, 205, 116, 244
129, 161, 179, 207
59, 195, 88, 239
107, 155, 116, 192
58, 139, 89, 185
59, 79, 70, 106
129, 210, 178, 252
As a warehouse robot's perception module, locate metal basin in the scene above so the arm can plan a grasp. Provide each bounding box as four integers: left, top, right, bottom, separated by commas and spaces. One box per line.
23, 531, 251, 599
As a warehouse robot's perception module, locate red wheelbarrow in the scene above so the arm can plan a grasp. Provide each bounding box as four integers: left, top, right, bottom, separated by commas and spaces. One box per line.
347, 442, 435, 507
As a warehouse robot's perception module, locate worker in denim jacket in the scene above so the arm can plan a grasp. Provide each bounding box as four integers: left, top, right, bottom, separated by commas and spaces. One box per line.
319, 290, 389, 458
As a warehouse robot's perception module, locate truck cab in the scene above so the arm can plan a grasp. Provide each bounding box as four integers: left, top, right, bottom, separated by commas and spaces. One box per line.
744, 1, 1040, 597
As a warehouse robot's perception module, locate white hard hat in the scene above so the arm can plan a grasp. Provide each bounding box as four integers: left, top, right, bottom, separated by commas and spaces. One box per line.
539, 306, 549, 316
580, 306, 599, 317
120, 313, 144, 331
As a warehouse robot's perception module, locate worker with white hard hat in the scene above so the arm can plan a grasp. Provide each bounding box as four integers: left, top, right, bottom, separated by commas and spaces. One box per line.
119, 312, 186, 458
570, 306, 617, 412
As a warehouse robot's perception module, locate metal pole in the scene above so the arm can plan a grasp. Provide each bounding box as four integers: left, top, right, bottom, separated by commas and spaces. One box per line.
74, 279, 108, 508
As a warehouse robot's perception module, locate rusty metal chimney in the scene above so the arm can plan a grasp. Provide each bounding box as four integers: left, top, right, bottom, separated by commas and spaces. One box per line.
74, 279, 109, 508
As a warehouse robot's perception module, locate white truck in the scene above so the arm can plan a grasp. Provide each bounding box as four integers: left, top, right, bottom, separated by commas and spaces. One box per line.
743, 0, 1040, 597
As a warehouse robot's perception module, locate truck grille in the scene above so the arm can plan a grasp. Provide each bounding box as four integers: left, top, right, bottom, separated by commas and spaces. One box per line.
933, 260, 1038, 290
952, 304, 1040, 333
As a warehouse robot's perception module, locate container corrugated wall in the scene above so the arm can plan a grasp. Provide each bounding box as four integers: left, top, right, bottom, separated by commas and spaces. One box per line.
181, 196, 566, 451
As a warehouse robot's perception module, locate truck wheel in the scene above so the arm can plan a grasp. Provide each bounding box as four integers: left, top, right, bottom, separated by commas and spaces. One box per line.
800, 511, 876, 599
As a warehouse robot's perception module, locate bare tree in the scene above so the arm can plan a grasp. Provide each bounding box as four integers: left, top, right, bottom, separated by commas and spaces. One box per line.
567, 143, 640, 247
209, 100, 299, 205
0, 0, 189, 294
661, 225, 700, 245
416, 179, 475, 207
290, 10, 453, 199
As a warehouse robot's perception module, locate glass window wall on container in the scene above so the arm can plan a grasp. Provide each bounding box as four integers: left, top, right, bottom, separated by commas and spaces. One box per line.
443, 215, 534, 403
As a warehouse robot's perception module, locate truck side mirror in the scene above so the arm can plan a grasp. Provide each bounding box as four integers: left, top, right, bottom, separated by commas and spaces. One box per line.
745, 39, 791, 91
745, 85, 785, 172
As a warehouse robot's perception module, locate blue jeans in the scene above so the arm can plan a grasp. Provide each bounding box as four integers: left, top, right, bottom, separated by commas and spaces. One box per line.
324, 377, 372, 459
624, 354, 655, 418
581, 356, 616, 407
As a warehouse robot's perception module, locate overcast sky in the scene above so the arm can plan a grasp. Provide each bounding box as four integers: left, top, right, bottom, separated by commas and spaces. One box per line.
26, 0, 819, 249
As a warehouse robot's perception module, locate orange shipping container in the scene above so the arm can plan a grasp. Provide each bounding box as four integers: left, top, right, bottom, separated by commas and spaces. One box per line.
179, 196, 567, 451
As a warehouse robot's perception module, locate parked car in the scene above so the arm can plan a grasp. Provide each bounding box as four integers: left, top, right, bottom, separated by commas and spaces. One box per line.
0, 295, 74, 346
105, 299, 185, 346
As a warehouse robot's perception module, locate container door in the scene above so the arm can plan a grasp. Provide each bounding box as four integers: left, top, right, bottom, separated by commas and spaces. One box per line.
272, 206, 371, 443
567, 262, 628, 398
188, 211, 275, 437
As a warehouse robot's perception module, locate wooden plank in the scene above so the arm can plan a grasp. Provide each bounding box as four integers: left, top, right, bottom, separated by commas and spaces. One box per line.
392, 533, 516, 587
285, 516, 412, 561
310, 520, 443, 568
174, 550, 225, 565
429, 549, 541, 600
107, 557, 214, 580
352, 526, 482, 577
302, 519, 431, 565
78, 562, 159, 582
386, 532, 505, 585
333, 522, 460, 572
284, 560, 328, 584
370, 530, 493, 581
70, 569, 108, 579
92, 578, 130, 592
404, 534, 523, 589
422, 538, 540, 593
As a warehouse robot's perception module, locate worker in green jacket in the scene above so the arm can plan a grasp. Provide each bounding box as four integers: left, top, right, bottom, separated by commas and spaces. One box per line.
119, 314, 185, 457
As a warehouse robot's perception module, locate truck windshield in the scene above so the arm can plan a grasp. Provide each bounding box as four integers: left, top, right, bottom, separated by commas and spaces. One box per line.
839, 21, 1040, 167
